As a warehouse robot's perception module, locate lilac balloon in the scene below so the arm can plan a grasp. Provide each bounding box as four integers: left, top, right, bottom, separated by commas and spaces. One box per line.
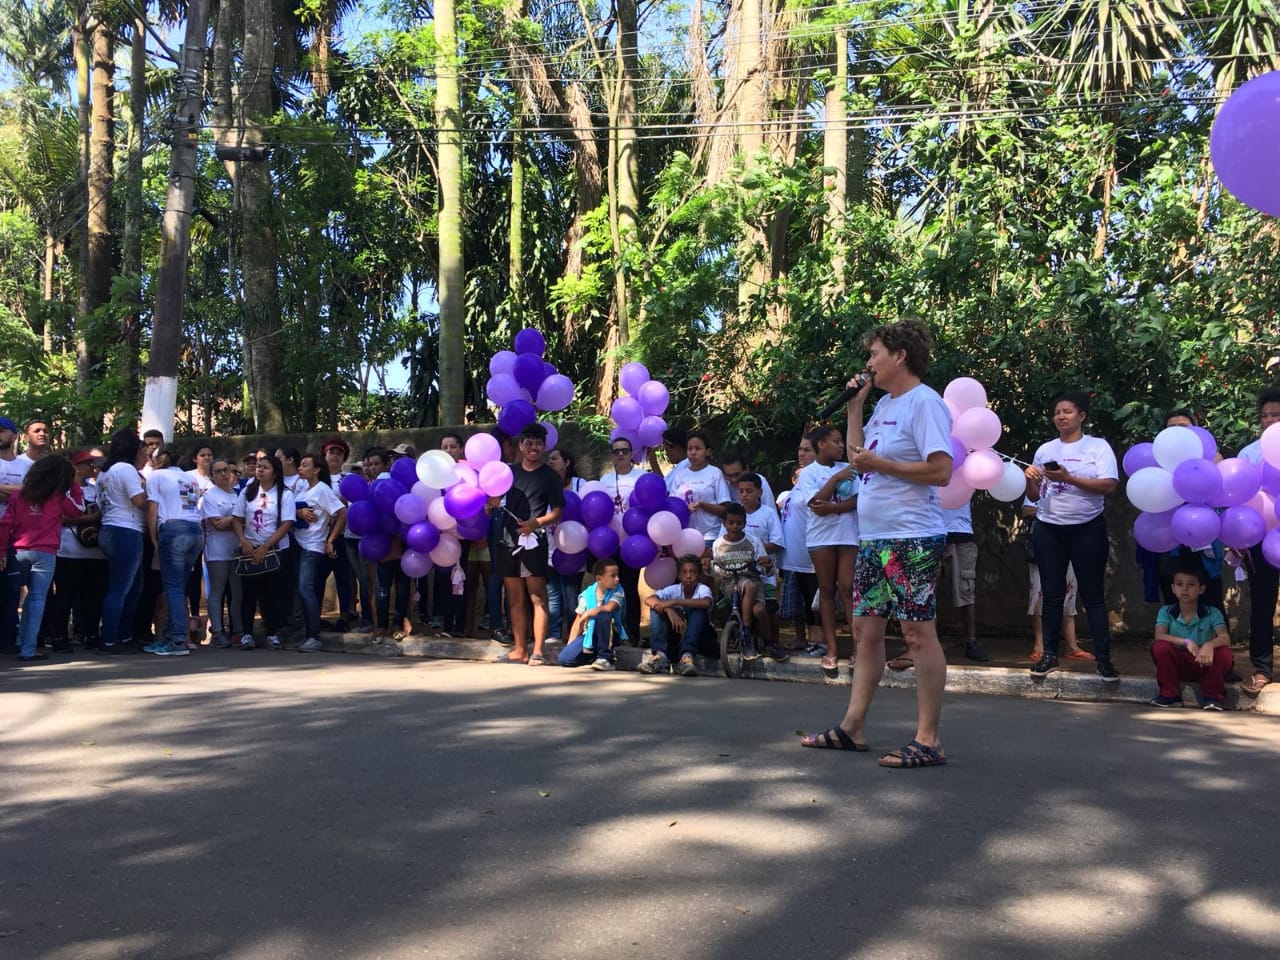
513, 352, 546, 394
498, 399, 536, 435
949, 435, 968, 472
539, 421, 559, 451
1263, 529, 1280, 569
486, 373, 522, 407
552, 549, 588, 575
1133, 510, 1180, 553
580, 491, 615, 530
619, 362, 650, 396
427, 496, 457, 531
339, 473, 369, 502
478, 460, 513, 497
391, 457, 418, 488
560, 490, 582, 524
1171, 458, 1222, 506
359, 531, 391, 562
1122, 442, 1157, 477
536, 374, 574, 412
400, 549, 433, 578
644, 557, 677, 589
611, 396, 643, 430
637, 416, 666, 449
674, 527, 706, 559
394, 493, 427, 525
620, 534, 659, 568
513, 327, 546, 357
1209, 70, 1280, 217
1219, 506, 1267, 550
453, 462, 479, 488
465, 432, 501, 466
647, 510, 682, 547
345, 500, 377, 536
1262, 462, 1280, 497
430, 535, 462, 568
556, 520, 589, 554
405, 521, 441, 553
444, 483, 487, 520
489, 350, 518, 376
1171, 504, 1221, 548
636, 380, 670, 416
371, 478, 407, 513
632, 473, 667, 511
587, 526, 620, 559
665, 496, 691, 527
622, 507, 652, 536
1190, 425, 1217, 461
1217, 458, 1261, 507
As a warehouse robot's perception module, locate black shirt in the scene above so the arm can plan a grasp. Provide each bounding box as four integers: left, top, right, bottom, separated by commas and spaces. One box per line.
501, 463, 565, 547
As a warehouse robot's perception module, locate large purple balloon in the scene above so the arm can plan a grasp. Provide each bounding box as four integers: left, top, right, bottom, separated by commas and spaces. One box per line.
489, 350, 518, 376
394, 493, 427, 525
339, 473, 369, 502
405, 521, 441, 554
587, 526, 620, 559
665, 496, 691, 527
346, 500, 378, 536
636, 380, 670, 416
390, 456, 418, 488
1218, 458, 1262, 507
456, 512, 490, 540
401, 549, 433, 578
1171, 504, 1221, 548
536, 374, 574, 412
487, 373, 522, 406
1219, 506, 1267, 550
1133, 510, 1180, 553
1209, 70, 1280, 217
1263, 529, 1280, 570
580, 491, 615, 530
611, 396, 643, 430
620, 534, 659, 568
637, 416, 666, 449
560, 490, 582, 524
1263, 461, 1280, 497
619, 362, 650, 396
371, 478, 408, 513
513, 327, 546, 357
552, 549, 588, 575
377, 508, 401, 535
513, 352, 546, 394
1171, 458, 1222, 506
1190, 425, 1217, 461
950, 435, 968, 472
359, 531, 392, 561
444, 483, 487, 520
631, 472, 667, 511
498, 399, 537, 435
622, 507, 652, 536
1122, 442, 1157, 477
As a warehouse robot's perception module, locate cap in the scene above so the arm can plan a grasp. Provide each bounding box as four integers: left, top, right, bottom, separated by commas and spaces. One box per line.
390, 442, 417, 458
0, 416, 16, 433
321, 436, 350, 457
69, 450, 96, 465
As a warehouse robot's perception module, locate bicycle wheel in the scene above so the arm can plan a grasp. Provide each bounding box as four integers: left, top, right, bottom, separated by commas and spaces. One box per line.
719, 616, 745, 678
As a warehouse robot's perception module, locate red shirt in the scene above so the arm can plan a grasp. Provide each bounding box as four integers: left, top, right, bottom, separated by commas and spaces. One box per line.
0, 491, 84, 555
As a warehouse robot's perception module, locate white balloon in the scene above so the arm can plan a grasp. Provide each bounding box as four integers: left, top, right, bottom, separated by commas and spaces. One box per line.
988, 460, 1027, 502
1126, 466, 1184, 513
417, 450, 459, 489
578, 480, 608, 498
1152, 426, 1206, 471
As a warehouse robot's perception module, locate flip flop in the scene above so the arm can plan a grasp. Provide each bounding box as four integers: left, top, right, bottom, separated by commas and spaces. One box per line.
800, 726, 868, 751
496, 652, 528, 664
528, 654, 547, 666
820, 655, 839, 679
1241, 674, 1270, 695
879, 739, 946, 769
1067, 650, 1095, 660
886, 656, 914, 671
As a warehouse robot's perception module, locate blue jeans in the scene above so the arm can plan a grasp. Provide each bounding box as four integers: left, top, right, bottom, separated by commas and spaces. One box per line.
158, 521, 203, 643
12, 549, 56, 657
545, 569, 583, 640
298, 549, 326, 637
99, 525, 144, 646
0, 545, 20, 651
557, 613, 617, 666
318, 543, 355, 621
649, 607, 710, 660
1031, 515, 1112, 662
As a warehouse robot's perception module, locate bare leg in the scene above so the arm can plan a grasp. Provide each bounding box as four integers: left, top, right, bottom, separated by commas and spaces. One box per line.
526, 576, 549, 659
836, 547, 856, 663
1030, 613, 1043, 658
810, 547, 837, 655
504, 576, 530, 659
839, 616, 887, 742
1062, 614, 1078, 650
900, 619, 945, 747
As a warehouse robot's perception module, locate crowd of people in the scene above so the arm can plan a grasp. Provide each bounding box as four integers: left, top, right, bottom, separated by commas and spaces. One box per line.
3, 322, 1278, 766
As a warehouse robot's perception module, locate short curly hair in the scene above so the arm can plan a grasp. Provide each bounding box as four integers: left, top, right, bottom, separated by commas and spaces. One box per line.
862, 318, 934, 379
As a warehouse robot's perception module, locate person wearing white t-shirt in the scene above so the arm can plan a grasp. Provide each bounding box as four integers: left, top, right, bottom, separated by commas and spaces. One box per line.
232, 454, 296, 650
639, 554, 713, 676
597, 437, 648, 644
145, 445, 203, 656
323, 437, 367, 630
778, 435, 818, 654
1023, 389, 1120, 683
720, 452, 777, 516
294, 453, 348, 651
200, 459, 244, 647
736, 471, 787, 660
664, 431, 732, 545
98, 429, 151, 652
182, 443, 216, 640
1237, 388, 1280, 695
801, 320, 953, 768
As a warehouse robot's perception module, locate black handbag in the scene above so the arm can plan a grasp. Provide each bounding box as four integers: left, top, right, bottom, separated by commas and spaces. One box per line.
235, 549, 280, 577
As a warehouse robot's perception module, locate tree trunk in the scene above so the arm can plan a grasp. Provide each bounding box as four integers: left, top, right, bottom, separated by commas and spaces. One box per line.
80, 14, 114, 438
435, 0, 465, 425
143, 0, 211, 440
73, 14, 89, 325
120, 14, 146, 405
822, 25, 848, 295
612, 0, 639, 346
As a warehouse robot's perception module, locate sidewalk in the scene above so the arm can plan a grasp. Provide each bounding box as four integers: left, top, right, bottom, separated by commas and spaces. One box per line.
312, 626, 1280, 714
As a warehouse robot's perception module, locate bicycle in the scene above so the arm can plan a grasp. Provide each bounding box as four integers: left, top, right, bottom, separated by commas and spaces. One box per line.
715, 556, 762, 678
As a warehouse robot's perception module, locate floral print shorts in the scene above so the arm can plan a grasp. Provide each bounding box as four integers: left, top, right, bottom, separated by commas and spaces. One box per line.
851, 536, 946, 622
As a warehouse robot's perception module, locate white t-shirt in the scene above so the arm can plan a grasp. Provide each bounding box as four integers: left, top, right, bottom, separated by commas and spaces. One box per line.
742, 506, 783, 585
57, 483, 103, 559
185, 469, 214, 494
0, 454, 32, 519
711, 531, 768, 579
794, 460, 859, 548
602, 468, 645, 514
778, 489, 814, 573
99, 462, 146, 531
147, 466, 201, 525
284, 473, 309, 499
199, 486, 241, 562
653, 581, 713, 605
857, 383, 954, 541
665, 463, 732, 538
234, 484, 297, 549
294, 480, 346, 554
943, 503, 973, 535
1031, 435, 1118, 526
729, 474, 777, 513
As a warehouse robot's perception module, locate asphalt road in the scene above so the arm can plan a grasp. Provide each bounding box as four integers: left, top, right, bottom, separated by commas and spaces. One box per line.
3, 652, 1279, 960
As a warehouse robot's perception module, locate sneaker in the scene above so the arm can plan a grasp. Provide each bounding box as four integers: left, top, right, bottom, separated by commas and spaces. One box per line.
239, 634, 256, 650
1029, 654, 1059, 677
1149, 694, 1182, 707
269, 635, 283, 650
213, 633, 232, 649
429, 616, 444, 630
638, 651, 669, 674
1097, 660, 1120, 683
152, 641, 190, 657
590, 657, 614, 671
964, 640, 990, 662
764, 643, 790, 662
740, 630, 759, 661
299, 637, 323, 653
1202, 699, 1224, 711
492, 629, 515, 647
143, 640, 165, 653
802, 641, 827, 658
677, 654, 698, 677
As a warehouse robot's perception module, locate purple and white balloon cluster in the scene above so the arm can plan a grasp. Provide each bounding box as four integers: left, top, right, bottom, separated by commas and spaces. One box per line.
340, 434, 515, 578
1125, 424, 1280, 568
486, 327, 572, 445
608, 362, 670, 461
936, 377, 1024, 506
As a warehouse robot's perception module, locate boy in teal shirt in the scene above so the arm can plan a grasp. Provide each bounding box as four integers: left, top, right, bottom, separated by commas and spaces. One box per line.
1150, 563, 1233, 710
557, 559, 626, 670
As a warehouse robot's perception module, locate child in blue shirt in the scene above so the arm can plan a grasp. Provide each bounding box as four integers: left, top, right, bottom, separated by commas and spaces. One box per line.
1150, 563, 1233, 710
557, 559, 626, 670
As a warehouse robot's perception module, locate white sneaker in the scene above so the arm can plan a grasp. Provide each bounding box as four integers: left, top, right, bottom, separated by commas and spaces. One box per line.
299, 637, 323, 652
239, 634, 256, 650
590, 657, 614, 671
269, 635, 283, 650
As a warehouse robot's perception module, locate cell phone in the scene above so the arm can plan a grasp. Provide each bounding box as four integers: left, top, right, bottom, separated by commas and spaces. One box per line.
1044, 460, 1061, 471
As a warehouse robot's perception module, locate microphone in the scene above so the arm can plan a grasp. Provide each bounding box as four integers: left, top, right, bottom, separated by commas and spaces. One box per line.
817, 372, 872, 421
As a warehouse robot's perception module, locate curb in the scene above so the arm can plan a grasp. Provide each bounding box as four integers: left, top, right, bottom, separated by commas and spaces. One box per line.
315, 632, 1279, 713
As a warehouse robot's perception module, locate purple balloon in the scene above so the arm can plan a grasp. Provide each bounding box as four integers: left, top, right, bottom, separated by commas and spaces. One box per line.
580, 491, 615, 530
1122, 442, 1157, 477
611, 396, 643, 430
536, 374, 574, 412
513, 352, 546, 394
620, 534, 659, 568
1133, 509, 1180, 553
487, 373, 522, 406
359, 531, 391, 562
371, 478, 407, 513
622, 507, 652, 536
339, 473, 369, 502
498, 399, 537, 435
665, 496, 691, 527
405, 521, 441, 553
561, 490, 582, 524
637, 416, 666, 449
1209, 70, 1280, 217
1219, 506, 1267, 550
513, 327, 546, 357
1190, 425, 1217, 461
1218, 458, 1262, 507
400, 549, 433, 578
455, 513, 489, 540
489, 350, 517, 376
391, 457, 418, 488
587, 526, 620, 559
636, 380, 670, 417
377, 508, 400, 535
1171, 504, 1221, 548
552, 549, 588, 575
345, 500, 378, 536
619, 362, 650, 396
631, 473, 667, 511
443, 483, 486, 520
1263, 529, 1280, 570
394, 493, 427, 525
1171, 458, 1222, 506
950, 435, 968, 472
1263, 461, 1280, 497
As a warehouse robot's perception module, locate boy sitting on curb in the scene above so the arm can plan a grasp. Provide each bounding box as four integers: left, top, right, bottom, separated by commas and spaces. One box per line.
640, 554, 713, 676
557, 559, 626, 670
1150, 563, 1234, 710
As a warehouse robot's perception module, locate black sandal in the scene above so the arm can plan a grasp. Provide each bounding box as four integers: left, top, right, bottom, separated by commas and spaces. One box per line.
800, 726, 868, 752
878, 739, 946, 768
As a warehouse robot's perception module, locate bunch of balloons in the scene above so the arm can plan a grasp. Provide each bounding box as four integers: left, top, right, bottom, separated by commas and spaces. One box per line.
937, 377, 1023, 507
339, 434, 516, 578
485, 327, 572, 445
1125, 424, 1280, 568
608, 361, 671, 462
1210, 70, 1280, 217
